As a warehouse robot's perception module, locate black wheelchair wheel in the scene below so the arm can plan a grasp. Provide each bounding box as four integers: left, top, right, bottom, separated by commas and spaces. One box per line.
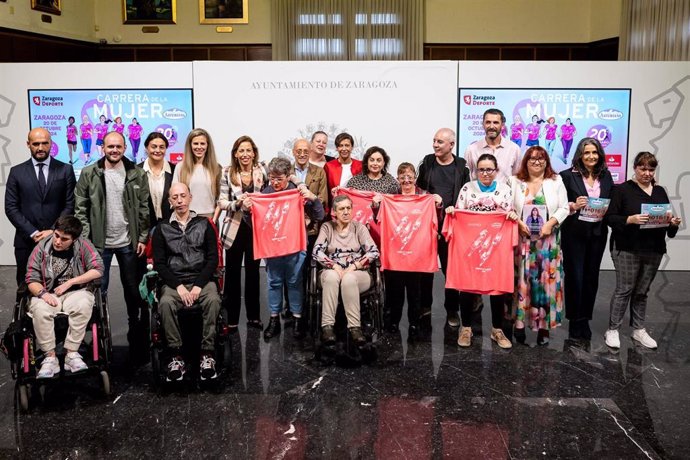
151, 347, 162, 391
100, 370, 111, 396
17, 383, 29, 413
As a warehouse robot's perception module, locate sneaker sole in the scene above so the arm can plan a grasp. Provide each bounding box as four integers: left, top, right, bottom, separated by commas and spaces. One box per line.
492, 338, 512, 349
632, 337, 657, 349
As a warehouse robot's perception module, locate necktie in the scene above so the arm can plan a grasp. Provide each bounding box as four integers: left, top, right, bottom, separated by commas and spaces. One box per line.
37, 163, 46, 196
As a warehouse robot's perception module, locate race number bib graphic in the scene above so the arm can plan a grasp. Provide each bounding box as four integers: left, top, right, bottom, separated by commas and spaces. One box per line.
250, 189, 306, 259
442, 210, 518, 295
377, 194, 439, 273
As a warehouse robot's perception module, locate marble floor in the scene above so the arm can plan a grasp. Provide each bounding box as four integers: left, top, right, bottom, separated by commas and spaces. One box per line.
0, 266, 688, 459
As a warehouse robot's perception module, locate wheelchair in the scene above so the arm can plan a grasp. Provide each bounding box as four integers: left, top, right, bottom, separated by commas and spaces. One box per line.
306, 258, 384, 365
143, 269, 231, 391
2, 282, 112, 412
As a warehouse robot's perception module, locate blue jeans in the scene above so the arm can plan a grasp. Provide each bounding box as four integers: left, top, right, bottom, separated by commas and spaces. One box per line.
265, 251, 306, 316
102, 245, 146, 328
545, 138, 556, 156
81, 138, 92, 154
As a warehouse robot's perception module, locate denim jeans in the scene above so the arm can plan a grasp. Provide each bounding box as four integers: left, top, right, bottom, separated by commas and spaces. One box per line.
265, 251, 306, 316
102, 245, 146, 328
545, 138, 556, 156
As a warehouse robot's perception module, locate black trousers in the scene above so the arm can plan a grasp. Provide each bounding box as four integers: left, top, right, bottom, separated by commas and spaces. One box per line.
561, 230, 607, 321
384, 270, 422, 326
224, 220, 261, 325
420, 236, 459, 314
459, 292, 506, 329
14, 246, 33, 288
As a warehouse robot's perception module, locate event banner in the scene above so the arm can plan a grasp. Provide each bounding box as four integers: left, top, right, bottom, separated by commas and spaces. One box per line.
457, 88, 631, 183
28, 89, 194, 172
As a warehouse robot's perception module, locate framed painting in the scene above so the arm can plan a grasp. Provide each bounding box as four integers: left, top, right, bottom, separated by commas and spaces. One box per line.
122, 0, 177, 25
199, 0, 248, 24
31, 0, 61, 15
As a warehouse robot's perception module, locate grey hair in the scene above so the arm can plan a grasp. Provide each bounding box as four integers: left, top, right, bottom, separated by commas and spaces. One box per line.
267, 156, 293, 176
332, 194, 352, 209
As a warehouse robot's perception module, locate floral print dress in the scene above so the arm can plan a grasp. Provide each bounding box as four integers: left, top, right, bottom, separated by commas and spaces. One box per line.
516, 189, 564, 330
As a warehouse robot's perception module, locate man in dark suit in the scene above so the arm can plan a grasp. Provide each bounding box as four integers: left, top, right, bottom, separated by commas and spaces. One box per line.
5, 127, 76, 287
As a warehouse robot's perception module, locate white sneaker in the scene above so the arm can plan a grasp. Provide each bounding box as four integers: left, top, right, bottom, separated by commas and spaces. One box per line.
632, 329, 658, 349
64, 352, 88, 373
604, 329, 620, 349
37, 356, 60, 379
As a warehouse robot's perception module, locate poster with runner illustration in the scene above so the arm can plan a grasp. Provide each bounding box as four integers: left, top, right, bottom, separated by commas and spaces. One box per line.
458, 88, 631, 183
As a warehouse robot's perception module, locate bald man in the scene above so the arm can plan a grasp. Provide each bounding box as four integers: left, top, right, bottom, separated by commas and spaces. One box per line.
416, 128, 471, 328
5, 128, 75, 288
152, 182, 221, 381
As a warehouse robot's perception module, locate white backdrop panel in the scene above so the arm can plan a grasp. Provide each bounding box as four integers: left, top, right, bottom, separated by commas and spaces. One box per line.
458, 61, 690, 271
192, 61, 458, 172
0, 62, 194, 263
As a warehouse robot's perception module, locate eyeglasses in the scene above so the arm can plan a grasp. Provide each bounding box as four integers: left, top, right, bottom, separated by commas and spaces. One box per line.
397, 175, 415, 183
477, 168, 496, 175
294, 149, 309, 155
269, 175, 287, 183
528, 157, 546, 164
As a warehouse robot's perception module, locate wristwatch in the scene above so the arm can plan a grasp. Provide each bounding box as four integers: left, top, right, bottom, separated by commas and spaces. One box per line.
37, 288, 47, 298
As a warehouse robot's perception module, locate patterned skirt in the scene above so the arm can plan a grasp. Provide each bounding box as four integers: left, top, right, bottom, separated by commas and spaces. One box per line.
515, 230, 564, 330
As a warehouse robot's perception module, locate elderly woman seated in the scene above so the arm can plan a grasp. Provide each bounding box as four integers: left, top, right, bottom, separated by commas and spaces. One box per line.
313, 195, 380, 345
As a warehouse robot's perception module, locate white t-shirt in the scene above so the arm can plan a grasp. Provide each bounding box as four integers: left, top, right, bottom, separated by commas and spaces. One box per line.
173, 164, 217, 215
339, 163, 353, 187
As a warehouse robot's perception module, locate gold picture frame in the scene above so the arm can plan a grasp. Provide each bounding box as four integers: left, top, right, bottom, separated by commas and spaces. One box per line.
31, 0, 61, 15
122, 0, 177, 25
199, 0, 248, 25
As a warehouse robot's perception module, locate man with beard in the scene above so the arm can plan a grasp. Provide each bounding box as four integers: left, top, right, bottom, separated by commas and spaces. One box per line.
417, 128, 471, 328
5, 128, 75, 289
75, 131, 150, 361
464, 108, 521, 184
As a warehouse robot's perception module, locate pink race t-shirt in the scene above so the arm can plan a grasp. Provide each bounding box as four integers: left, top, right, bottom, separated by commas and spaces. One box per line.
377, 194, 439, 273
80, 123, 93, 139
561, 124, 576, 140
128, 124, 143, 140
510, 123, 524, 140
66, 125, 77, 142
526, 123, 540, 141
442, 210, 518, 295
250, 189, 306, 259
95, 123, 109, 140
544, 123, 558, 140
112, 123, 125, 134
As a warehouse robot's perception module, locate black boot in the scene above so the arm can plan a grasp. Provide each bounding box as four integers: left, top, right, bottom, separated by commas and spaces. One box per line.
293, 316, 306, 340
263, 316, 281, 339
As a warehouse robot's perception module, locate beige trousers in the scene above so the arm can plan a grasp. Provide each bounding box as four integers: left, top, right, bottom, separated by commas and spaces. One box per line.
29, 289, 94, 353
320, 269, 371, 328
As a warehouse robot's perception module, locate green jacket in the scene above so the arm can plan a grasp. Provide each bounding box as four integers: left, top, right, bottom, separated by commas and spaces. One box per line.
75, 157, 150, 252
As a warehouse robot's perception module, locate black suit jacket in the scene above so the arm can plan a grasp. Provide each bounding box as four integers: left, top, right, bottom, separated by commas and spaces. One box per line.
138, 160, 175, 230
560, 168, 614, 237
5, 157, 76, 249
